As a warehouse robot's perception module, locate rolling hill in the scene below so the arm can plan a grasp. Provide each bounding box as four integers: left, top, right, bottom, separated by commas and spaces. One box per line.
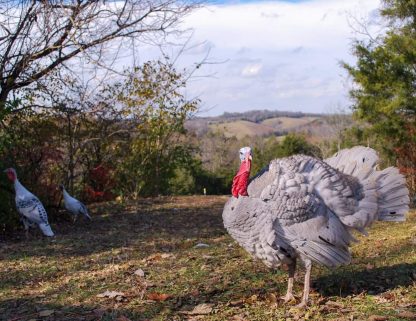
186, 109, 352, 141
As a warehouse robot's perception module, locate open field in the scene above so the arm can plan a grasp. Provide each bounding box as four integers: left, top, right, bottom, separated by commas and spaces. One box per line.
208, 117, 320, 139
261, 117, 318, 131
209, 121, 276, 139
0, 196, 415, 321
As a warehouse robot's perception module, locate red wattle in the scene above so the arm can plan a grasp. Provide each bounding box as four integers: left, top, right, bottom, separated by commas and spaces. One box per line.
231, 159, 251, 197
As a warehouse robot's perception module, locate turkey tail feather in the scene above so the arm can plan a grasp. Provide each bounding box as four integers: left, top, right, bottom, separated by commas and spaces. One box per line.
80, 203, 91, 220
325, 146, 409, 228
39, 222, 54, 237
376, 167, 409, 221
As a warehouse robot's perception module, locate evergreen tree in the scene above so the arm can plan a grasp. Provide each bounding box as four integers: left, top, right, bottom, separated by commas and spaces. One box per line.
343, 0, 416, 191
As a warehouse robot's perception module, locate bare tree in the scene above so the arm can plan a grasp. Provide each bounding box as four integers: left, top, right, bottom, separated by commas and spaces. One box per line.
0, 0, 198, 111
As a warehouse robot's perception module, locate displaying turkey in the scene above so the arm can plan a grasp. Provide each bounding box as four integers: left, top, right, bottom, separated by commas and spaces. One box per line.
4, 168, 54, 237
222, 146, 409, 307
59, 184, 91, 222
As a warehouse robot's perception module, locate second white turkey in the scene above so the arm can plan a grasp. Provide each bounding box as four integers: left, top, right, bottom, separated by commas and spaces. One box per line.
60, 184, 91, 222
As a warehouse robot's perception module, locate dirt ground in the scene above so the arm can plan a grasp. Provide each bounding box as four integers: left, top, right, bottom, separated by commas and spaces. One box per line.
0, 196, 415, 321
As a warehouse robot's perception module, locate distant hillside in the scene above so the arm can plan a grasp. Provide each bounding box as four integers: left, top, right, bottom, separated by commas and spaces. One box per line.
186, 109, 350, 140
197, 109, 322, 124
262, 116, 319, 132
210, 120, 275, 139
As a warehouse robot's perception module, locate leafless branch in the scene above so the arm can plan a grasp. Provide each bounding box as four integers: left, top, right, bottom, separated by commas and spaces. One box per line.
0, 0, 200, 107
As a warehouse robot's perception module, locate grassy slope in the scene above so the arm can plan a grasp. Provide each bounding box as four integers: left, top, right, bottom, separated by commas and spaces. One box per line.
209, 117, 321, 139
261, 117, 318, 131
0, 196, 415, 321
209, 121, 275, 139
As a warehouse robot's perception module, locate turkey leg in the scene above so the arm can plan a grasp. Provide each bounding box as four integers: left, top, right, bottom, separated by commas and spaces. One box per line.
281, 259, 296, 303
297, 259, 312, 307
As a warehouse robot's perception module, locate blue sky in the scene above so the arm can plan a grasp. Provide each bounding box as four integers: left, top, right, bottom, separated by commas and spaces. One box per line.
115, 0, 382, 116
208, 0, 307, 3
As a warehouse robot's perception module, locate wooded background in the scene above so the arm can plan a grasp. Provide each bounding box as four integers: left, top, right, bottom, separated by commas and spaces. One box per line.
1, 0, 415, 233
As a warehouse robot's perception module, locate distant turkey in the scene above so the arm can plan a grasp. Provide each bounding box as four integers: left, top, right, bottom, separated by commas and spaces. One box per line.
59, 184, 91, 222
222, 146, 409, 307
5, 168, 54, 237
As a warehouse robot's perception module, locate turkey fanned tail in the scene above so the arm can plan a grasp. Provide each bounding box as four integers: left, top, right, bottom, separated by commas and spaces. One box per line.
325, 146, 409, 228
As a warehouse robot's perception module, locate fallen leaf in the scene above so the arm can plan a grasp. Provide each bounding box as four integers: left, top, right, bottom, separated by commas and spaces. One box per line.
117, 316, 132, 321
325, 300, 344, 308
134, 268, 145, 277
266, 293, 278, 304
340, 308, 353, 313
146, 292, 172, 301
194, 243, 210, 248
160, 253, 174, 259
181, 303, 214, 315
375, 296, 389, 303
368, 315, 388, 321
143, 253, 162, 262
397, 311, 416, 320
97, 290, 126, 299
228, 299, 244, 307
142, 253, 174, 263
190, 289, 200, 297
399, 302, 416, 308
244, 294, 258, 304
38, 310, 55, 317
366, 263, 374, 270
380, 292, 395, 301
230, 314, 249, 321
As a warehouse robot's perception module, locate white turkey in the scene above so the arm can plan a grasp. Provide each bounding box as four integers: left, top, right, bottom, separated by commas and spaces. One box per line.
222, 146, 409, 307
59, 184, 91, 222
4, 168, 54, 237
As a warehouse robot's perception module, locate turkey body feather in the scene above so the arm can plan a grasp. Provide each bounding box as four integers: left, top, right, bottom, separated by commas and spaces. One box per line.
61, 187, 91, 221
223, 146, 409, 306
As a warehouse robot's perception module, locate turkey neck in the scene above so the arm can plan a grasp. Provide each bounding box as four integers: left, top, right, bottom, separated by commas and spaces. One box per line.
13, 179, 32, 198
62, 188, 70, 198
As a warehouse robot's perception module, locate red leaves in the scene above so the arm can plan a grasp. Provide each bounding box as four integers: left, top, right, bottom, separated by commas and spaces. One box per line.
85, 164, 115, 202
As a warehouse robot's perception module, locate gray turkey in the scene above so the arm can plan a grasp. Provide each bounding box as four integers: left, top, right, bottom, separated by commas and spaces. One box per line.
222, 146, 409, 307
4, 168, 54, 237
59, 184, 91, 222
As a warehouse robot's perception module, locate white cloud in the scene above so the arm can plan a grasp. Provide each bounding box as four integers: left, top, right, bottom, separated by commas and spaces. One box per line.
139, 0, 382, 115
241, 63, 263, 77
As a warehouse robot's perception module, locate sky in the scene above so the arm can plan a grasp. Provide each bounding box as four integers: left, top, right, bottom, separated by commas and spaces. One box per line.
129, 0, 383, 116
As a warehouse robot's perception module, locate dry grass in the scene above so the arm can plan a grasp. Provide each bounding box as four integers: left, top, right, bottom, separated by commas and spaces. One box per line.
208, 117, 321, 139
209, 121, 275, 139
261, 117, 318, 131
0, 196, 415, 321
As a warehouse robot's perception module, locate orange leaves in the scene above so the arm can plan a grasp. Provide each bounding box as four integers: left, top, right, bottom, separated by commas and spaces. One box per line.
142, 252, 175, 264
146, 292, 172, 301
